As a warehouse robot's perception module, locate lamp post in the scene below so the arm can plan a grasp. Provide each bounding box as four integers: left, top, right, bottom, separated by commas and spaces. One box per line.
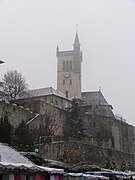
0, 60, 4, 64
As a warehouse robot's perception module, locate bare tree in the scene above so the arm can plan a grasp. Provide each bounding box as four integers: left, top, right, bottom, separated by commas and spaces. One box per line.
40, 112, 62, 137
38, 107, 64, 147
0, 70, 28, 100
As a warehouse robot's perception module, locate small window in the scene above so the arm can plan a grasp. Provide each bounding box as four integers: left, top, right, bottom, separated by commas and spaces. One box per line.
66, 60, 68, 72
63, 61, 65, 71
66, 90, 68, 98
63, 79, 65, 85
70, 60, 72, 71
59, 111, 62, 118
55, 100, 58, 105
45, 96, 47, 101
70, 79, 72, 85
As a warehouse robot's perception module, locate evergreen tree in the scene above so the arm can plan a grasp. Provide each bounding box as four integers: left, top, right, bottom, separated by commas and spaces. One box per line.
13, 120, 37, 151
0, 115, 13, 144
66, 98, 85, 140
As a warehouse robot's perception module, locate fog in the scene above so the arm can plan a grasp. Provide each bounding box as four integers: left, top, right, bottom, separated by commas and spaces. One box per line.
0, 0, 135, 125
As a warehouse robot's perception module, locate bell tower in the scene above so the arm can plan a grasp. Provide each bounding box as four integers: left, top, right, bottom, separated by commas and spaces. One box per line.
57, 31, 82, 99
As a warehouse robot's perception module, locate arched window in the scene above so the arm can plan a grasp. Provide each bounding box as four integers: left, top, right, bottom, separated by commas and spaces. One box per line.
63, 60, 72, 72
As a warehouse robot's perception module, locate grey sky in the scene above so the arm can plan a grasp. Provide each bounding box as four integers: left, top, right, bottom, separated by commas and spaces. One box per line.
0, 0, 135, 125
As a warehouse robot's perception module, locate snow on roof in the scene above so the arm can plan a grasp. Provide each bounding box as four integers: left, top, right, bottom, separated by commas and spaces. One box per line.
81, 91, 111, 106
0, 162, 36, 170
0, 143, 33, 165
18, 87, 71, 101
0, 144, 64, 174
37, 166, 64, 174
0, 162, 64, 174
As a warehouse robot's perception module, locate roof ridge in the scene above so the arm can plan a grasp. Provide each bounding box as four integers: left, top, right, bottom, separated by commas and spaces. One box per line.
82, 91, 100, 93
28, 87, 53, 91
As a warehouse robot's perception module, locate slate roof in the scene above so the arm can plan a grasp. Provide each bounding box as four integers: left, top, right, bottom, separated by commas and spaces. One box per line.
0, 143, 33, 164
18, 87, 71, 101
81, 91, 111, 107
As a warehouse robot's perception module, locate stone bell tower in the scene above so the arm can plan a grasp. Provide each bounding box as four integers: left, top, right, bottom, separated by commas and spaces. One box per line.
57, 31, 82, 99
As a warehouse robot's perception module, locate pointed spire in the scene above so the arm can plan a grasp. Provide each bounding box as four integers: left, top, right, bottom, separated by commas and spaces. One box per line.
74, 24, 80, 44
74, 31, 79, 44
73, 26, 80, 52
56, 45, 59, 57
99, 86, 101, 92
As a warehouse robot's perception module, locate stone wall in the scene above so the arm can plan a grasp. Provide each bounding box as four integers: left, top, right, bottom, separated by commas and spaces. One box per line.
126, 124, 135, 154
18, 98, 135, 157
83, 113, 135, 155
1, 96, 135, 165
39, 140, 134, 168
19, 99, 67, 136
0, 98, 66, 136
84, 114, 114, 148
39, 112, 135, 165
0, 100, 34, 127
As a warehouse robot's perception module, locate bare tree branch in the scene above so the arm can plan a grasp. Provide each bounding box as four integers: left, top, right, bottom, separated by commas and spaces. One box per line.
0, 70, 28, 100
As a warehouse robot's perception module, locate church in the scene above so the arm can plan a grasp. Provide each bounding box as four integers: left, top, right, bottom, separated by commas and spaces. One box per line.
57, 31, 82, 99
14, 31, 114, 119
56, 31, 113, 117
1, 32, 135, 167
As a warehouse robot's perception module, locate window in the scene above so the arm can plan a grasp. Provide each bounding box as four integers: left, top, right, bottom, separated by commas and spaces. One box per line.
59, 111, 62, 118
45, 96, 47, 101
63, 61, 65, 71
55, 100, 58, 105
63, 79, 65, 85
63, 60, 72, 72
66, 90, 68, 98
66, 60, 68, 72
70, 79, 72, 85
70, 60, 72, 71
